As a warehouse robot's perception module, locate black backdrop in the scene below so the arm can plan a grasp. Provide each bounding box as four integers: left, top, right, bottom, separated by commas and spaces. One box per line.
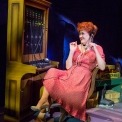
47, 0, 122, 68
0, 0, 7, 121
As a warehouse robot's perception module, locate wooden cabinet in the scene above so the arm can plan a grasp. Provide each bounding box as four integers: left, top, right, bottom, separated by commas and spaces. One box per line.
5, 62, 37, 122
5, 0, 58, 122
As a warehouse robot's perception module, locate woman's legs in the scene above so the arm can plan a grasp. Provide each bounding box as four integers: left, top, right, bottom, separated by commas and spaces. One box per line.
36, 86, 50, 108
31, 86, 50, 111
34, 112, 53, 122
34, 112, 45, 122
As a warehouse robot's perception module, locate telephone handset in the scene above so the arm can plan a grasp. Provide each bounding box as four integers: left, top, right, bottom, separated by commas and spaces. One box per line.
31, 58, 51, 68
38, 58, 51, 68
42, 58, 50, 63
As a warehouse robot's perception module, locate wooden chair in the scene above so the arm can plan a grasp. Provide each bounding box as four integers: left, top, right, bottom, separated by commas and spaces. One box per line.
86, 67, 99, 109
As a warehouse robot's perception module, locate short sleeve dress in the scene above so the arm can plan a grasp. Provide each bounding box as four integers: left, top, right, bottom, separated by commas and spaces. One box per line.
43, 45, 105, 121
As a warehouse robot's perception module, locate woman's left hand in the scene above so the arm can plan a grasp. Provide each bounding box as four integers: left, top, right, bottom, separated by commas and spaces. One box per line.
88, 42, 97, 49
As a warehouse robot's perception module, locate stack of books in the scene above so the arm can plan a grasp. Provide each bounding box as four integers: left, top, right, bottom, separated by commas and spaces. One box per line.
105, 90, 120, 103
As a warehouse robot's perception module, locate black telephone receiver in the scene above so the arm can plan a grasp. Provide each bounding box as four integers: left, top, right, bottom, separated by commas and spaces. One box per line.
39, 58, 50, 64
37, 58, 51, 68
43, 58, 50, 63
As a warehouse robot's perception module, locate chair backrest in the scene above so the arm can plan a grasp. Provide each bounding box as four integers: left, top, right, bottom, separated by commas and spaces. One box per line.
87, 67, 99, 99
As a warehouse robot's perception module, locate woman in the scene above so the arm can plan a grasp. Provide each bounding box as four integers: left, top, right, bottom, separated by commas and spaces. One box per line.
31, 21, 106, 122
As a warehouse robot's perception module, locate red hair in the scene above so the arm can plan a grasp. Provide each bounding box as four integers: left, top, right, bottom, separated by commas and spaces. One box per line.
77, 22, 98, 36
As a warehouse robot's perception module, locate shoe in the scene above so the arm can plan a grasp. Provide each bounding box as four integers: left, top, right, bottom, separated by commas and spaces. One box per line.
31, 106, 40, 112
31, 104, 50, 112
33, 111, 40, 119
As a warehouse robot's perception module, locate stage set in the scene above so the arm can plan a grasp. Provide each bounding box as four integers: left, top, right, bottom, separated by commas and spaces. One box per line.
2, 0, 122, 122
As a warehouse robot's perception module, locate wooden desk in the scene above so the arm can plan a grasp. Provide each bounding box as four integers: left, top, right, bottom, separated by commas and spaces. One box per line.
5, 61, 59, 122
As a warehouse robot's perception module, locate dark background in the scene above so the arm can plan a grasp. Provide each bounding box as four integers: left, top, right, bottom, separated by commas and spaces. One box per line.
0, 0, 7, 121
47, 0, 122, 68
0, 0, 121, 121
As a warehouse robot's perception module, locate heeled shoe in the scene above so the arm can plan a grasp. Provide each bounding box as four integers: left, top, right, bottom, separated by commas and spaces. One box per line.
31, 106, 40, 112
31, 104, 49, 112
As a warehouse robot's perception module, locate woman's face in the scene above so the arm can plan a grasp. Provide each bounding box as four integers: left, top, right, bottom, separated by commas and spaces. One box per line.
79, 30, 90, 46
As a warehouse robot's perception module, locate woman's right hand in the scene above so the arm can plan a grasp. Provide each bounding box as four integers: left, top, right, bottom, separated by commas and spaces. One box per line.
69, 41, 77, 52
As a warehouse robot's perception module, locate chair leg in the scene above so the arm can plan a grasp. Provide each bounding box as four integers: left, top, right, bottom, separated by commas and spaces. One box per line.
59, 108, 68, 122
86, 114, 91, 122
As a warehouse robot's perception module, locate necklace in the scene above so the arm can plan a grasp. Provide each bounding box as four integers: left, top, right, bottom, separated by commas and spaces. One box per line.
76, 52, 84, 65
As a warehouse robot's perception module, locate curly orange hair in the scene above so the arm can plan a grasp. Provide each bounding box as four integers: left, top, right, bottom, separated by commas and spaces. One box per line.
77, 22, 98, 36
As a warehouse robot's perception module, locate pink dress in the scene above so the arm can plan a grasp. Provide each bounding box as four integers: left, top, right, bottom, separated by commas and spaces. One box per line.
43, 45, 105, 121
